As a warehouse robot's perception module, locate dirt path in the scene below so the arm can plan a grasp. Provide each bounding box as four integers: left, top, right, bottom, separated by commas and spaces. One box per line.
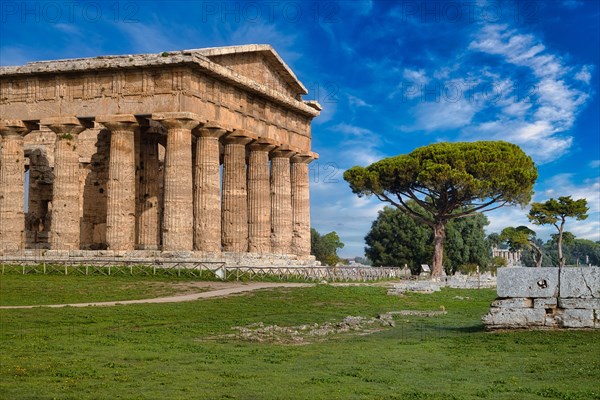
0, 282, 313, 309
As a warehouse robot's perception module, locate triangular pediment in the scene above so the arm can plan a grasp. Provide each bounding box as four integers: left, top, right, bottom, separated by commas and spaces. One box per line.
189, 45, 307, 99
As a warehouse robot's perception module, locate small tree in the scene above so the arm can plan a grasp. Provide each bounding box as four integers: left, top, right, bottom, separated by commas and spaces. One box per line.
500, 226, 544, 267
344, 141, 537, 277
528, 196, 589, 267
311, 228, 344, 266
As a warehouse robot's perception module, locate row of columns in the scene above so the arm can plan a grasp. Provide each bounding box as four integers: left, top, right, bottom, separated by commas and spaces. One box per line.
0, 113, 314, 256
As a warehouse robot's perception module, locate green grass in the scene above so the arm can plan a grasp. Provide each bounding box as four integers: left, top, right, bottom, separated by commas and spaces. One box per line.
0, 278, 599, 400
0, 274, 211, 306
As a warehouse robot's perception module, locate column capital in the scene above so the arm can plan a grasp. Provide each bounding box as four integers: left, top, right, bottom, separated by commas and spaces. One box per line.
271, 144, 297, 159
291, 151, 318, 164
41, 116, 91, 136
222, 129, 257, 145
0, 119, 34, 137
152, 112, 204, 130
193, 120, 227, 138
96, 114, 140, 132
248, 138, 278, 152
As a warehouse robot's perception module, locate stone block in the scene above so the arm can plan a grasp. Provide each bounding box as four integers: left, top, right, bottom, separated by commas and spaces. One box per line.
533, 298, 558, 309
497, 267, 559, 298
557, 309, 596, 328
483, 308, 546, 328
558, 298, 600, 310
544, 316, 558, 328
559, 267, 600, 298
491, 298, 533, 308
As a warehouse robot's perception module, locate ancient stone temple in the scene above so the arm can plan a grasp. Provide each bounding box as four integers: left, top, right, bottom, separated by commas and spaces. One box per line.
0, 45, 320, 264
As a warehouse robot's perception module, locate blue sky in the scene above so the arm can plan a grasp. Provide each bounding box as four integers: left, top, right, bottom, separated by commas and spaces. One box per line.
1, 0, 599, 257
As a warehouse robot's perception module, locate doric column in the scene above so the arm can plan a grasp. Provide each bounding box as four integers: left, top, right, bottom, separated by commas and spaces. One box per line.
270, 146, 295, 254
0, 120, 31, 251
291, 152, 316, 257
137, 125, 162, 249
97, 115, 139, 251
41, 117, 88, 251
192, 122, 226, 252
221, 130, 256, 252
153, 112, 202, 251
247, 139, 277, 253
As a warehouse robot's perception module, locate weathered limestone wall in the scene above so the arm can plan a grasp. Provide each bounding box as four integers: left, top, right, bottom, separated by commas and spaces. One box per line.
484, 267, 600, 329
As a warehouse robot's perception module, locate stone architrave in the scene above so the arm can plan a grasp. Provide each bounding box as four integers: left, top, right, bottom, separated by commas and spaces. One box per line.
270, 146, 295, 254
41, 117, 89, 251
247, 139, 277, 253
193, 121, 226, 252
97, 115, 139, 251
153, 112, 203, 252
290, 152, 316, 257
221, 130, 256, 252
0, 120, 31, 251
137, 124, 162, 250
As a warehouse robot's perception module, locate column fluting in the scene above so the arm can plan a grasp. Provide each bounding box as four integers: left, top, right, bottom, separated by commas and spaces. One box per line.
193, 123, 226, 252
97, 115, 139, 251
0, 120, 30, 251
137, 127, 161, 249
221, 130, 256, 252
153, 112, 202, 251
42, 117, 88, 251
270, 147, 295, 254
291, 153, 315, 257
247, 140, 277, 253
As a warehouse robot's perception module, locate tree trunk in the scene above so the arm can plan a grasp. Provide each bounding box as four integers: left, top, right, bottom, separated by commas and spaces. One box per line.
530, 242, 543, 268
431, 222, 446, 277
558, 222, 565, 268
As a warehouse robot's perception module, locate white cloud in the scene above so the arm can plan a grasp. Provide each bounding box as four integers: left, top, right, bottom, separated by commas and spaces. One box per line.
117, 22, 178, 53
469, 24, 566, 80
402, 68, 429, 86
310, 182, 384, 258
540, 173, 600, 213
589, 160, 600, 168
574, 65, 593, 84
328, 123, 387, 166
347, 94, 372, 108
460, 23, 593, 164
485, 206, 535, 235
401, 98, 480, 132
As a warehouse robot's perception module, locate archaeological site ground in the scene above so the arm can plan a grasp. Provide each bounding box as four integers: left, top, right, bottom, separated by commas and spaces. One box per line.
1, 274, 599, 400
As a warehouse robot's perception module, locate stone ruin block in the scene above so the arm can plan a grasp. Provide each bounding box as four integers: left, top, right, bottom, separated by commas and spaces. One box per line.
482, 308, 546, 329
558, 298, 600, 310
533, 297, 558, 309
491, 298, 533, 308
497, 267, 559, 298
485, 267, 600, 329
557, 309, 598, 329
560, 267, 600, 298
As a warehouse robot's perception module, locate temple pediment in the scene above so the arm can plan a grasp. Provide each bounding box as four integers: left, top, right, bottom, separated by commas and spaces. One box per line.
192, 45, 307, 99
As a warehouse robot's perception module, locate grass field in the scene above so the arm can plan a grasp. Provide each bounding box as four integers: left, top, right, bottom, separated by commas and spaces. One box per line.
0, 274, 213, 306
0, 275, 599, 399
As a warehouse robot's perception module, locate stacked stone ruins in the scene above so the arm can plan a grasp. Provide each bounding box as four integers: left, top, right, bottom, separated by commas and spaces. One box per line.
484, 267, 600, 329
0, 45, 320, 265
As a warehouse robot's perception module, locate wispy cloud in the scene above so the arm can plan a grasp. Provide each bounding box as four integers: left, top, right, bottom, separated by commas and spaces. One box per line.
329, 123, 387, 166
463, 23, 592, 163
540, 173, 600, 214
